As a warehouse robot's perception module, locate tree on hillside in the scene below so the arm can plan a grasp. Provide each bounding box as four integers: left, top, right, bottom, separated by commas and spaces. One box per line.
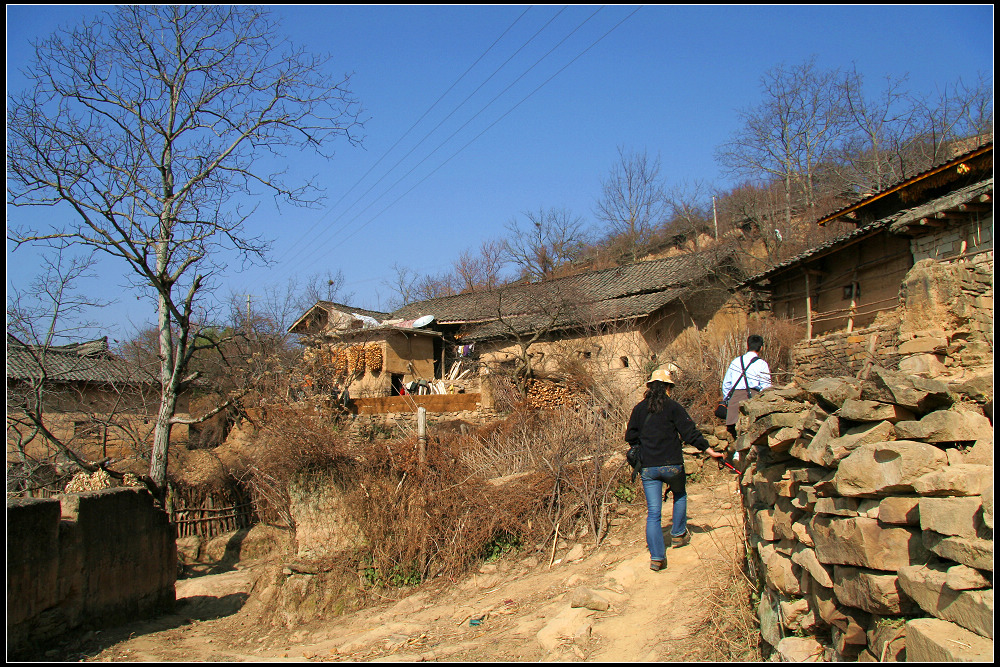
503, 207, 589, 281
716, 59, 849, 227
594, 147, 670, 261
7, 6, 364, 501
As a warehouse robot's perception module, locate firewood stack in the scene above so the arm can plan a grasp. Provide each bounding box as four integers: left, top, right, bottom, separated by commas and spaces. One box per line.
526, 378, 580, 409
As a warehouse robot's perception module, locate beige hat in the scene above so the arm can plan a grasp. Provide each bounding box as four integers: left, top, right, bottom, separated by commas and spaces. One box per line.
647, 364, 678, 386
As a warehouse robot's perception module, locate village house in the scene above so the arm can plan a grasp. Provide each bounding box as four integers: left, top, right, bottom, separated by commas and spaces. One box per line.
290, 247, 742, 409
737, 143, 993, 338
6, 335, 190, 491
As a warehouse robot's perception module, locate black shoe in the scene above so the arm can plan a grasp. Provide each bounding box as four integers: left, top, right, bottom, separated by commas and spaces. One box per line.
672, 531, 691, 548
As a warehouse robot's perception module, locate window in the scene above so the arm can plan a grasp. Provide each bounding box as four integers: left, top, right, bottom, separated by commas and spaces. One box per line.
843, 282, 860, 300
620, 356, 630, 368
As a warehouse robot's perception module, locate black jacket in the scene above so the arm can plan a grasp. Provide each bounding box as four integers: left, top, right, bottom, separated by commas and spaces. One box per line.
625, 396, 710, 467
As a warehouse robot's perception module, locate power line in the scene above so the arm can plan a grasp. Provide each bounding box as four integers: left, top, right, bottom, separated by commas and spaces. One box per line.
321, 7, 642, 258
287, 6, 612, 271
272, 6, 534, 266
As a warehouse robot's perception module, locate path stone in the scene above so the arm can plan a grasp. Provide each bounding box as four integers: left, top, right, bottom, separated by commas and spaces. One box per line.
568, 586, 609, 612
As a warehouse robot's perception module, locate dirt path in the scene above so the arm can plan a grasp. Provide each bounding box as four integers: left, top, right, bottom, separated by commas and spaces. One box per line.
71, 470, 747, 663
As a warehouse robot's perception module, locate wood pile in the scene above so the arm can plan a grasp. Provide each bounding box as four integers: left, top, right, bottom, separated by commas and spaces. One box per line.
526, 378, 581, 409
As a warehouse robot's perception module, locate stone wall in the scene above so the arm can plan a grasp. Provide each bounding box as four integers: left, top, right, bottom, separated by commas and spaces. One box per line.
7, 488, 176, 657
734, 369, 993, 661
793, 256, 993, 383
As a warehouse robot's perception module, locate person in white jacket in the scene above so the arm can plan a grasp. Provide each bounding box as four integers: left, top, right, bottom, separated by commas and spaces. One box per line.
721, 334, 771, 438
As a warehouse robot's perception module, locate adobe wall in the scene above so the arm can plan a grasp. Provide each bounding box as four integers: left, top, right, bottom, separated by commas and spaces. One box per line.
6, 488, 176, 657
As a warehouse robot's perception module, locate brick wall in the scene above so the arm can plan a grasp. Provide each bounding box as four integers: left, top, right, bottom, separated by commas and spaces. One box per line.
7, 488, 176, 657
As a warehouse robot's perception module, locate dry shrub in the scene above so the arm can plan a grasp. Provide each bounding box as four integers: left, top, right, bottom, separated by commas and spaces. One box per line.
673, 504, 762, 662
667, 314, 805, 422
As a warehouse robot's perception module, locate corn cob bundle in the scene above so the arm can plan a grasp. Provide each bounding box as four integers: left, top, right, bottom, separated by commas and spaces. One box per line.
365, 343, 383, 372
346, 345, 366, 374
331, 345, 348, 374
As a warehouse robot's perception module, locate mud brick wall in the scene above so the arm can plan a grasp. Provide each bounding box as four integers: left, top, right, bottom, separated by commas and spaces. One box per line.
734, 371, 993, 662
7, 488, 176, 656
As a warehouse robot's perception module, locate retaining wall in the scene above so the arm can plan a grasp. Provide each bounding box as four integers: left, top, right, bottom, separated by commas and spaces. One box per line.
7, 487, 176, 656
735, 372, 993, 662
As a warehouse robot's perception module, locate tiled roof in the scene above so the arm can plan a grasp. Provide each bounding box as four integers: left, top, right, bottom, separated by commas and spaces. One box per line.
739, 176, 994, 289
391, 248, 734, 340
6, 335, 156, 385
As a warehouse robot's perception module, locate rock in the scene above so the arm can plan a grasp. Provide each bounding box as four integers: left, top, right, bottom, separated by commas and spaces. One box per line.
877, 496, 920, 525
905, 617, 993, 662
814, 497, 861, 517
894, 409, 993, 443
568, 586, 609, 612
779, 597, 817, 634
983, 481, 993, 530
867, 620, 906, 662
862, 366, 954, 415
740, 392, 811, 421
833, 441, 947, 497
734, 412, 803, 451
790, 414, 840, 464
757, 589, 783, 648
897, 564, 993, 639
911, 463, 992, 496
810, 515, 929, 570
790, 545, 834, 588
962, 441, 993, 478
922, 531, 993, 572
837, 399, 915, 423
767, 427, 801, 453
946, 564, 992, 591
771, 497, 802, 541
805, 377, 862, 410
564, 544, 586, 563
918, 496, 984, 538
818, 420, 895, 467
775, 636, 825, 662
948, 372, 994, 404
832, 565, 919, 615
604, 562, 639, 590
764, 549, 801, 596
536, 607, 593, 652
754, 509, 778, 541
897, 352, 948, 376
478, 563, 499, 574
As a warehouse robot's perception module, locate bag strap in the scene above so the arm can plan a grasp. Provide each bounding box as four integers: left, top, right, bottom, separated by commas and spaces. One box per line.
724, 356, 761, 402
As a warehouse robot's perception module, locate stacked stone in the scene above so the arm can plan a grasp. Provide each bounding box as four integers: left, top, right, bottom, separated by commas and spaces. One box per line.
792, 323, 901, 382
735, 366, 993, 662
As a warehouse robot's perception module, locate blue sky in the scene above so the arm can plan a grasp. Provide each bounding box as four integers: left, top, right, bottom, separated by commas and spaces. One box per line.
6, 4, 994, 340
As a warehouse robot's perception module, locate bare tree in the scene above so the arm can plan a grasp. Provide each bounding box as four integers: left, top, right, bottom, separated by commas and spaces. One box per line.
665, 180, 714, 249
594, 148, 670, 260
503, 207, 589, 280
7, 6, 364, 500
454, 239, 507, 292
716, 59, 848, 227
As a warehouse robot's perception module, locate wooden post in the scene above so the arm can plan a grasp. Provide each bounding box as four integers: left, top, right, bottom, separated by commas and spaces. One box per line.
417, 406, 428, 578
417, 407, 427, 467
846, 271, 858, 333
804, 273, 813, 340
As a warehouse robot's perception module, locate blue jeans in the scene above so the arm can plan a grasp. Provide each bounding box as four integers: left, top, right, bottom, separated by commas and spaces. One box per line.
641, 465, 687, 561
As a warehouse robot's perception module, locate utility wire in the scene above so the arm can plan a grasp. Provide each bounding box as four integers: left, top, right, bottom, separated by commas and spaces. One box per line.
272, 6, 533, 265
280, 7, 569, 267
322, 6, 641, 258
289, 6, 612, 271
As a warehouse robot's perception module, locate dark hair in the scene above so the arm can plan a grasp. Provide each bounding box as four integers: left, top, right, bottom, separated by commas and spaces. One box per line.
747, 334, 764, 352
645, 380, 671, 414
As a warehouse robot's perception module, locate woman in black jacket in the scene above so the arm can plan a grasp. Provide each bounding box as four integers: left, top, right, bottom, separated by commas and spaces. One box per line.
625, 365, 723, 571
